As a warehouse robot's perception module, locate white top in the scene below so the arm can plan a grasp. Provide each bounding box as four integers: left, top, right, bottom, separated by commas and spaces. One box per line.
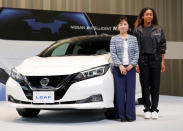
122, 39, 129, 65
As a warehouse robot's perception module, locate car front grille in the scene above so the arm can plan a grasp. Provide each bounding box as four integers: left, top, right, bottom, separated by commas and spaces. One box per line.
26, 75, 68, 88
21, 74, 77, 101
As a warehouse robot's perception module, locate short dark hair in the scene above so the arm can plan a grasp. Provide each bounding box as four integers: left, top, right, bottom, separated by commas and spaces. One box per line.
117, 16, 128, 26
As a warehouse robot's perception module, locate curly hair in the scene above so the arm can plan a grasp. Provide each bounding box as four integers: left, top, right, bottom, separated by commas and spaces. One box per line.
135, 7, 159, 28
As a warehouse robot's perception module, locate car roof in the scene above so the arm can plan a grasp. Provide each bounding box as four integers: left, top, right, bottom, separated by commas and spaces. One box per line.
56, 34, 112, 43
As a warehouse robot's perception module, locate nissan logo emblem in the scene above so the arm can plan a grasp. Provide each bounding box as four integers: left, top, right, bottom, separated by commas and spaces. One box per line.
40, 78, 50, 87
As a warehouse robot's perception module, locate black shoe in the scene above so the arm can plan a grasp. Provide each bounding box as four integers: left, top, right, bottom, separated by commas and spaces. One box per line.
120, 119, 126, 122
126, 119, 135, 122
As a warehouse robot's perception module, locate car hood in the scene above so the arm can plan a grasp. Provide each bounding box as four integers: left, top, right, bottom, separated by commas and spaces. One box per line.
16, 54, 111, 76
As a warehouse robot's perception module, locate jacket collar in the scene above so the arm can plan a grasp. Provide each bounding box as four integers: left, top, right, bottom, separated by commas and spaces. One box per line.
136, 25, 160, 33
117, 34, 131, 40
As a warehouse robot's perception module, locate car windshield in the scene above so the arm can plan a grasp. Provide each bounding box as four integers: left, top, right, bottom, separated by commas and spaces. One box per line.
39, 37, 111, 57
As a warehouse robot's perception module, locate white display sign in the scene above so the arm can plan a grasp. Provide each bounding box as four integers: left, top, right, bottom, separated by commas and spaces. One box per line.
33, 91, 54, 103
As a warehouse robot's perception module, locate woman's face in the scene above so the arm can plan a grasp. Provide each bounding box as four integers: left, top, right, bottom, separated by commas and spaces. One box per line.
143, 9, 154, 24
117, 20, 129, 33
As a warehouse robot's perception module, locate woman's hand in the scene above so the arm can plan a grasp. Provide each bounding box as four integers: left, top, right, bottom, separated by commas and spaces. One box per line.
161, 62, 165, 72
126, 64, 133, 72
119, 65, 127, 75
161, 54, 165, 72
136, 65, 140, 73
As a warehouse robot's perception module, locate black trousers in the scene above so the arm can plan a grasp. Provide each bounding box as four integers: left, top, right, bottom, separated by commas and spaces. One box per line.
139, 54, 161, 112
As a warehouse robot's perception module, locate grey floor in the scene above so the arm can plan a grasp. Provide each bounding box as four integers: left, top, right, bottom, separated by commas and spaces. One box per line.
0, 95, 183, 131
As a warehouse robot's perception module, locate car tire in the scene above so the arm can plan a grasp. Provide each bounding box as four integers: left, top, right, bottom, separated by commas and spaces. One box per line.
16, 108, 40, 117
104, 108, 117, 119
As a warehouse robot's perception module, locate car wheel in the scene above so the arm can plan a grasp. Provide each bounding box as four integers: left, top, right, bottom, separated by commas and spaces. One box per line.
16, 108, 40, 117
104, 108, 117, 119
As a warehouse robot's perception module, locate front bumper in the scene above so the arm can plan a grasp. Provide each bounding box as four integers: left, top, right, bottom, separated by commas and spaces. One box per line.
6, 69, 114, 109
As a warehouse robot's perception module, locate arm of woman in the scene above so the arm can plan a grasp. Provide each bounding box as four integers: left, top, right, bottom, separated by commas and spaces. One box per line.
110, 37, 122, 66
133, 29, 140, 73
160, 29, 166, 72
161, 54, 165, 72
127, 36, 139, 71
160, 29, 166, 54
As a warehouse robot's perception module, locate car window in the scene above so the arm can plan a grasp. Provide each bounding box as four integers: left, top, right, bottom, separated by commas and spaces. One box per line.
51, 43, 69, 56
69, 40, 110, 55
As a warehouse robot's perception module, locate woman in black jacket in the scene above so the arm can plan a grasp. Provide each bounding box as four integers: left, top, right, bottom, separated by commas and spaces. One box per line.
134, 7, 166, 119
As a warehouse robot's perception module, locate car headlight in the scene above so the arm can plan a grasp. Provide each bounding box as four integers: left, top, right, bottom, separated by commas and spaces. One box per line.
74, 64, 110, 81
11, 68, 27, 83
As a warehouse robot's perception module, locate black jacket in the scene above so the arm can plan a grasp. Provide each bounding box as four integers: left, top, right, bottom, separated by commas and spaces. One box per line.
133, 25, 166, 57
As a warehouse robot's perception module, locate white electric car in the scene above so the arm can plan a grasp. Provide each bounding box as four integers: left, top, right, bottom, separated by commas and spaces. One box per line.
6, 35, 141, 118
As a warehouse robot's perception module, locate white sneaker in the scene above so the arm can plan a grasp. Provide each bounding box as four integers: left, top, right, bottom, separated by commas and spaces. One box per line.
144, 111, 151, 119
152, 111, 158, 119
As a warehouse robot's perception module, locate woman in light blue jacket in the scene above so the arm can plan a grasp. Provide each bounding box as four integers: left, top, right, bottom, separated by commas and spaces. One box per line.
110, 16, 139, 122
